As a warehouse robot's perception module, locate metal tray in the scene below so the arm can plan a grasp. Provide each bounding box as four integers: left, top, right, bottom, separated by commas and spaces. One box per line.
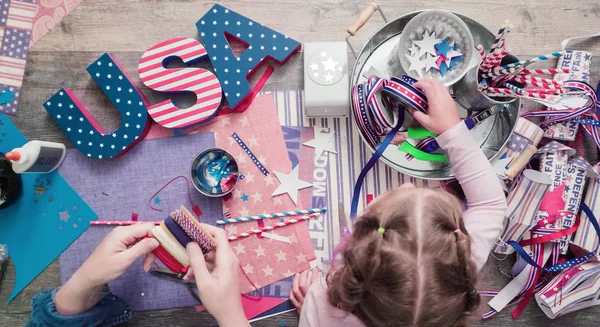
349, 9, 519, 180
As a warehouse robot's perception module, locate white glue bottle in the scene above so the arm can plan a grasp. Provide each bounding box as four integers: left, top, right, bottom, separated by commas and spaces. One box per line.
5, 140, 66, 174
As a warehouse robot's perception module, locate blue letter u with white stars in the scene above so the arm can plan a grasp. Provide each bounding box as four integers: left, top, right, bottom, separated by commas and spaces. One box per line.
43, 54, 151, 159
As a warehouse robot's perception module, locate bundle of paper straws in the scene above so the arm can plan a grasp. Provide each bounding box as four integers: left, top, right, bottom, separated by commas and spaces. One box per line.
476, 20, 571, 101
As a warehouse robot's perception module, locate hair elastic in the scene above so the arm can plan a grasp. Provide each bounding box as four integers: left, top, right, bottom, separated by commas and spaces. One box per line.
378, 227, 385, 234
454, 229, 461, 234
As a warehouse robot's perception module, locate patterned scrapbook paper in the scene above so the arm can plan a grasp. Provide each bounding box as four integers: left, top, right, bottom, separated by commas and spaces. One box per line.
31, 0, 84, 44
146, 93, 316, 293
58, 133, 223, 311
0, 0, 35, 115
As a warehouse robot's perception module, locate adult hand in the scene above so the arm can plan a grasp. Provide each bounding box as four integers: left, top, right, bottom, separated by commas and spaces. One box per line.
412, 79, 461, 135
56, 223, 159, 315
186, 224, 249, 327
290, 268, 319, 314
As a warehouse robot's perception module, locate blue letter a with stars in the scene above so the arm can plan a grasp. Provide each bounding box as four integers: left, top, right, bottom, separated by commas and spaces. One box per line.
44, 54, 151, 159
196, 4, 301, 111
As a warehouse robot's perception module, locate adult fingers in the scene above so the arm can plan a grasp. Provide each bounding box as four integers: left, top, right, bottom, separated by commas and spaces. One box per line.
142, 252, 157, 272
122, 237, 159, 265
116, 223, 156, 245
298, 270, 310, 295
292, 273, 306, 304
187, 242, 212, 287
289, 288, 302, 314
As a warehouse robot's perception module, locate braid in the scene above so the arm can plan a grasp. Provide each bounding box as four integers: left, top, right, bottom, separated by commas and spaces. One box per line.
451, 223, 480, 326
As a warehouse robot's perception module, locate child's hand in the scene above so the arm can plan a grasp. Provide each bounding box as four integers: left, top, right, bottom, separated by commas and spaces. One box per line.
412, 79, 461, 135
56, 223, 159, 315
290, 268, 319, 314
186, 224, 249, 327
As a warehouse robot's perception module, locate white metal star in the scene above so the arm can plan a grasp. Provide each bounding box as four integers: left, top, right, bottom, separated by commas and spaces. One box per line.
413, 30, 441, 57
303, 127, 337, 159
271, 166, 313, 205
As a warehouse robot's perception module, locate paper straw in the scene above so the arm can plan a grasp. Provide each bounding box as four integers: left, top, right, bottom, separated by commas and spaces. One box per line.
520, 68, 570, 75
500, 51, 566, 70
489, 21, 511, 53
91, 221, 162, 226
511, 75, 562, 88
484, 87, 518, 96
476, 44, 486, 60
227, 213, 320, 241
504, 83, 526, 95
482, 67, 515, 79
524, 88, 562, 95
216, 207, 328, 224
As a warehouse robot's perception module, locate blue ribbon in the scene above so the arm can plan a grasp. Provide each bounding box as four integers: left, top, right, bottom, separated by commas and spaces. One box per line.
508, 203, 600, 272
350, 106, 405, 218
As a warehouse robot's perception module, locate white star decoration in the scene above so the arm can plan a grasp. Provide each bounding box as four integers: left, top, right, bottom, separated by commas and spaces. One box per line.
423, 54, 440, 73
303, 127, 337, 159
271, 166, 313, 205
254, 245, 266, 257
321, 56, 338, 72
233, 242, 245, 254
405, 53, 425, 77
275, 250, 287, 262
262, 265, 274, 277
310, 62, 319, 71
243, 263, 254, 274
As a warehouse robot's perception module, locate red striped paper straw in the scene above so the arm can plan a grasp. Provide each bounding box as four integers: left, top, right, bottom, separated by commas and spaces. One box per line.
524, 88, 562, 95
476, 44, 486, 60
511, 75, 562, 87
484, 87, 518, 96
519, 68, 570, 75
91, 221, 162, 226
227, 213, 320, 241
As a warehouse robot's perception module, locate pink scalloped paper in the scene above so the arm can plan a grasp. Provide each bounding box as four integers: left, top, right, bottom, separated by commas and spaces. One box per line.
31, 0, 83, 44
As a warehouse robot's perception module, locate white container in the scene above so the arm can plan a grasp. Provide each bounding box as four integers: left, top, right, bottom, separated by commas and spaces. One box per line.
6, 140, 66, 174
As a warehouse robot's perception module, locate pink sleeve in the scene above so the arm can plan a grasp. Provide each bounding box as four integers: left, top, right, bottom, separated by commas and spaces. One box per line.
299, 279, 366, 327
436, 122, 508, 271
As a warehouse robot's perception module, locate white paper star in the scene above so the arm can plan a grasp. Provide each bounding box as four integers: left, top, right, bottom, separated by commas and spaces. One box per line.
423, 54, 440, 72
413, 30, 441, 57
271, 166, 313, 204
303, 127, 337, 159
322, 56, 338, 72
445, 48, 463, 60
405, 53, 426, 77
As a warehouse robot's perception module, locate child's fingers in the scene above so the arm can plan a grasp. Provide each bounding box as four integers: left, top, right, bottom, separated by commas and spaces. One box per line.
310, 268, 319, 284
289, 288, 302, 313
411, 110, 431, 127
183, 267, 195, 281
298, 270, 310, 295
292, 273, 306, 303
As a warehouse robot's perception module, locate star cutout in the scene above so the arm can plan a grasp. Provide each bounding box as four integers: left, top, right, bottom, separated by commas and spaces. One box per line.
408, 44, 420, 56
254, 245, 266, 257
413, 30, 442, 57
423, 54, 440, 72
251, 192, 263, 203
324, 73, 334, 82
262, 265, 274, 277
275, 250, 287, 262
319, 50, 328, 58
303, 127, 337, 159
435, 39, 453, 57
271, 166, 313, 205
35, 183, 47, 196
59, 210, 71, 222
233, 242, 245, 254
321, 56, 339, 72
310, 62, 319, 71
243, 263, 254, 274
404, 53, 425, 77
240, 193, 249, 202
539, 183, 567, 218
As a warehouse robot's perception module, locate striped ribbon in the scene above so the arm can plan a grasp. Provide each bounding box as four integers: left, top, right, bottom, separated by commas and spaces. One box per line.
216, 207, 327, 224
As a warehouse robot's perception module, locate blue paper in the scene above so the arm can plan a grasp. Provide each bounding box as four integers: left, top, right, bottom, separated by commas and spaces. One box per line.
0, 114, 97, 302
196, 4, 301, 109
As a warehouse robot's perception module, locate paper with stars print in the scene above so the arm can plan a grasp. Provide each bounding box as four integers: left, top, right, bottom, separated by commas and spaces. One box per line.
0, 0, 36, 115
0, 114, 97, 303
146, 94, 315, 295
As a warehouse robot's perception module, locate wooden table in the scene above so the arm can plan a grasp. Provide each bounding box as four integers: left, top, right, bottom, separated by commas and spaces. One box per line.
2, 0, 600, 326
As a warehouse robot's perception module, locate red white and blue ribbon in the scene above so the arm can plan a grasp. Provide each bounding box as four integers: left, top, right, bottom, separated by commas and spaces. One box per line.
232, 132, 269, 176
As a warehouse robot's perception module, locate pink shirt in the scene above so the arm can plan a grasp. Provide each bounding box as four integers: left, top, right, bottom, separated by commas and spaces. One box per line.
299, 122, 508, 327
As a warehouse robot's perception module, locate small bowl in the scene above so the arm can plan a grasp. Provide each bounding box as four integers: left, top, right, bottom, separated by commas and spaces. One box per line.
190, 148, 239, 197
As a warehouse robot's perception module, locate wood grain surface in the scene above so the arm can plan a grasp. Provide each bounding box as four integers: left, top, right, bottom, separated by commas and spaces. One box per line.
2, 0, 600, 326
